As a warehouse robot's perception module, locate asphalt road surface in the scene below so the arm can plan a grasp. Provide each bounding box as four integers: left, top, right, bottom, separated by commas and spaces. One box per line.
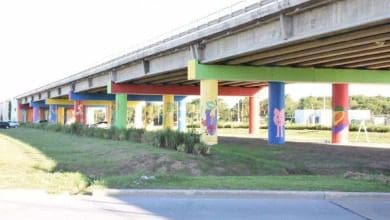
0, 190, 389, 220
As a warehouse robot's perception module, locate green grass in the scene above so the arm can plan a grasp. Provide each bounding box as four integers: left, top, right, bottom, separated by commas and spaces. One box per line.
98, 175, 390, 192
0, 128, 389, 193
219, 128, 390, 144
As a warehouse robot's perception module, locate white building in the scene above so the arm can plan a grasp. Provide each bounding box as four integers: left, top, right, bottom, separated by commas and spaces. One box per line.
294, 109, 371, 126
0, 99, 19, 122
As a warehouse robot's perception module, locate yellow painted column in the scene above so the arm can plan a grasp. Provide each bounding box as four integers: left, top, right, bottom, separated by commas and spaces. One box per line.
200, 80, 218, 145
57, 107, 65, 125
163, 95, 174, 129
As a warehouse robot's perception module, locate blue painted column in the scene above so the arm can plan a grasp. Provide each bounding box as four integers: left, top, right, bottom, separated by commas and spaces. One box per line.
49, 105, 58, 123
178, 98, 187, 132
268, 82, 285, 145
32, 106, 40, 123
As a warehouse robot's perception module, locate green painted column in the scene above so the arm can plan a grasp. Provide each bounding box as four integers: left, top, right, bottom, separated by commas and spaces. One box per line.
115, 94, 127, 129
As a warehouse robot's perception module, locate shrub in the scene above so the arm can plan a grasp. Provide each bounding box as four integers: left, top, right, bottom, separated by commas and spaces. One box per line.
111, 128, 128, 141
23, 122, 207, 156
128, 128, 144, 143
194, 142, 211, 156
183, 132, 200, 154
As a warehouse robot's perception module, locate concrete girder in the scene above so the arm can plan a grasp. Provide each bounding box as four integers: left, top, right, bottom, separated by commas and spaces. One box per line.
187, 60, 390, 84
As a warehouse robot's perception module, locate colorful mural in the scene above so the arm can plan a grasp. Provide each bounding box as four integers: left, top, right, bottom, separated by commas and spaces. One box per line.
273, 108, 285, 138
201, 100, 217, 136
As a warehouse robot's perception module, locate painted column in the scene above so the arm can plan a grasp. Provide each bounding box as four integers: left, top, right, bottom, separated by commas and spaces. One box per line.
163, 95, 174, 129
115, 94, 127, 129
249, 96, 260, 134
106, 102, 113, 125
200, 80, 218, 145
40, 109, 46, 121
49, 105, 58, 123
33, 106, 40, 123
268, 82, 285, 145
332, 84, 349, 144
178, 98, 187, 132
134, 102, 144, 129
74, 101, 85, 124
57, 107, 65, 125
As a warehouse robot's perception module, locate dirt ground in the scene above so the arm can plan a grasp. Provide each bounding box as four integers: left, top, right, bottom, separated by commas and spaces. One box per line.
219, 137, 390, 176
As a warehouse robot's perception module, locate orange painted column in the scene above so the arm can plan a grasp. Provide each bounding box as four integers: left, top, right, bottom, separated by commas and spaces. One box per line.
332, 84, 349, 144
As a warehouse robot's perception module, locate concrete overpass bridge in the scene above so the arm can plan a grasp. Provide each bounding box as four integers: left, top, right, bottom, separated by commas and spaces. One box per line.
13, 0, 390, 145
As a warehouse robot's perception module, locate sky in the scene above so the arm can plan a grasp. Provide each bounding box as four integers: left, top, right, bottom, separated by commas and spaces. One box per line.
0, 0, 389, 103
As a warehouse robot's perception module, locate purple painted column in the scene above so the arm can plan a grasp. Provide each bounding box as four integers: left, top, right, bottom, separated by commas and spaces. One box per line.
33, 106, 40, 123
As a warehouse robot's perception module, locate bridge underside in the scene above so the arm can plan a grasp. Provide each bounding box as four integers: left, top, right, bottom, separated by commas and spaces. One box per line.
112, 23, 390, 88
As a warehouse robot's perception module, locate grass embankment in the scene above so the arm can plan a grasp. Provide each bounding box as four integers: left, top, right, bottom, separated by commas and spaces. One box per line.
0, 128, 389, 193
219, 128, 390, 144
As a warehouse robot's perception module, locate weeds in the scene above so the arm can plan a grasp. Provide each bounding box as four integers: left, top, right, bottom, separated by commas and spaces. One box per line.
22, 123, 208, 155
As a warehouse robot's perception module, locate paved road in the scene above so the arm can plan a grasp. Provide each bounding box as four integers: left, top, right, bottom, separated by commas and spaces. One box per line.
0, 190, 389, 220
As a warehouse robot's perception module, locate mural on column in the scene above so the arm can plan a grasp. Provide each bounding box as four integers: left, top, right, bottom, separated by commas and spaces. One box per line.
49, 105, 58, 123
332, 105, 348, 141
75, 103, 85, 124
33, 107, 40, 123
273, 108, 285, 138
201, 100, 217, 136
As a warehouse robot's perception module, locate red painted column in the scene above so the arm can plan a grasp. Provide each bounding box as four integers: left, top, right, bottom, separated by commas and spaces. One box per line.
249, 96, 260, 134
39, 109, 45, 121
74, 101, 85, 124
332, 84, 349, 144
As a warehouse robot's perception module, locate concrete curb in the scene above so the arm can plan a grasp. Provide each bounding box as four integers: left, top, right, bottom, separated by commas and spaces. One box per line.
93, 189, 390, 199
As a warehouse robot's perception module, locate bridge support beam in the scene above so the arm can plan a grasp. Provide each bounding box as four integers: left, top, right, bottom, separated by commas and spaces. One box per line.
332, 84, 349, 144
188, 60, 390, 84
200, 80, 218, 145
115, 94, 128, 129
163, 95, 174, 129
49, 105, 58, 123
178, 99, 187, 132
268, 82, 285, 145
249, 96, 260, 135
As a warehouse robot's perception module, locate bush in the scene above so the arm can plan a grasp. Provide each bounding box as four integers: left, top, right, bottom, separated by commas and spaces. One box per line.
22, 123, 207, 156
194, 143, 211, 156
128, 128, 144, 142
183, 132, 200, 154
70, 123, 84, 135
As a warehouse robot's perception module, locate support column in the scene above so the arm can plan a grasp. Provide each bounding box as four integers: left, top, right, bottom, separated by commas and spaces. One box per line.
33, 106, 40, 123
163, 95, 174, 129
106, 102, 113, 125
57, 107, 65, 125
178, 98, 187, 132
74, 101, 85, 124
268, 82, 285, 145
115, 94, 128, 129
332, 84, 349, 144
200, 80, 218, 145
49, 105, 58, 123
249, 96, 260, 134
134, 102, 144, 129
